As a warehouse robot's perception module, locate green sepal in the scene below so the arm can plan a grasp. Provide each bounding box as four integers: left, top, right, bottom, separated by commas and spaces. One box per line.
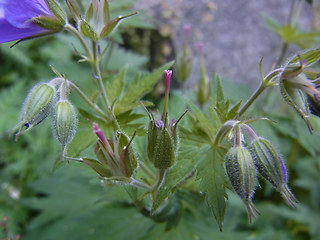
289, 48, 320, 67
44, 0, 66, 25
154, 128, 176, 170
82, 158, 112, 177
80, 20, 98, 41
280, 79, 312, 132
119, 132, 138, 177
100, 12, 137, 38
32, 15, 64, 31
147, 120, 157, 163
66, 0, 81, 21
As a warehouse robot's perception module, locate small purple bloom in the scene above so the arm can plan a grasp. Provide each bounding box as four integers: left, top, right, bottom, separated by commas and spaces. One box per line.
154, 119, 164, 129
0, 0, 53, 43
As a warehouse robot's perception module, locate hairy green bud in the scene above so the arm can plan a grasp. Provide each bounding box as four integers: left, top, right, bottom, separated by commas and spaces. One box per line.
147, 118, 182, 170
225, 146, 259, 223
250, 137, 298, 208
53, 100, 78, 159
16, 83, 56, 137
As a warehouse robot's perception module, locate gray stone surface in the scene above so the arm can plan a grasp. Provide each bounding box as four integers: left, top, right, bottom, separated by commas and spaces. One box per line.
136, 0, 314, 88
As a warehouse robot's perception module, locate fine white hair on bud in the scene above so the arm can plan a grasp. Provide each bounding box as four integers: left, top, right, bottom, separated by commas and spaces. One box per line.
15, 82, 57, 139
225, 146, 260, 223
53, 99, 78, 160
249, 137, 298, 208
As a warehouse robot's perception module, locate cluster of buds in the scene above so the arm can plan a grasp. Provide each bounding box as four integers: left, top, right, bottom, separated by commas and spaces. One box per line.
13, 78, 78, 160
279, 55, 320, 133
221, 121, 297, 223
81, 122, 137, 178
146, 70, 187, 170
66, 0, 137, 41
175, 24, 193, 85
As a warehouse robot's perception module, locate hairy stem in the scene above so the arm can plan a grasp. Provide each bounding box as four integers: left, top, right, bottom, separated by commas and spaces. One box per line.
91, 41, 110, 108
236, 82, 268, 117
68, 81, 109, 119
65, 24, 92, 59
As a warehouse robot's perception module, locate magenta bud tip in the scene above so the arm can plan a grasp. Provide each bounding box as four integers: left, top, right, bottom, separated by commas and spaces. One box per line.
164, 70, 172, 93
196, 42, 204, 54
92, 122, 107, 145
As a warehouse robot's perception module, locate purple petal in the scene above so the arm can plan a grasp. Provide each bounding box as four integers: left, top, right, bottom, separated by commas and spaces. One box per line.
0, 0, 52, 43
2, 0, 51, 28
0, 17, 48, 43
279, 156, 287, 183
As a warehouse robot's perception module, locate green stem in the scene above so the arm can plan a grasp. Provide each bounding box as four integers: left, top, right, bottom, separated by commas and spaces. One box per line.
139, 162, 156, 179
68, 81, 109, 119
64, 24, 92, 59
130, 178, 152, 191
152, 169, 167, 199
91, 41, 110, 108
236, 82, 268, 117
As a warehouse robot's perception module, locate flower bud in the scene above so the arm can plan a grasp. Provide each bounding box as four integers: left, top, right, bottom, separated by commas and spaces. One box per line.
153, 125, 176, 170
250, 137, 298, 208
196, 43, 211, 107
92, 123, 137, 178
53, 100, 78, 159
16, 83, 56, 137
225, 146, 259, 223
175, 25, 192, 85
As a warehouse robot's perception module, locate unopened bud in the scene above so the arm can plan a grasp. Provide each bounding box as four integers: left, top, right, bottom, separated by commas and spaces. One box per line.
250, 137, 298, 208
153, 127, 176, 169
44, 0, 66, 25
93, 126, 137, 178
225, 146, 259, 223
196, 42, 211, 107
53, 100, 78, 159
147, 113, 186, 170
80, 20, 98, 41
16, 83, 56, 137
32, 15, 65, 31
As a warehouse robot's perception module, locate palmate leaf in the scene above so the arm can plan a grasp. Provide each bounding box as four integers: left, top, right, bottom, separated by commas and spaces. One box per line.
197, 147, 228, 231
115, 61, 174, 115
22, 172, 154, 240
185, 98, 216, 143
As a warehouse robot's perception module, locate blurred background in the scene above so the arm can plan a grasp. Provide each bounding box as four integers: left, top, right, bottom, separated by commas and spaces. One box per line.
1, 0, 320, 239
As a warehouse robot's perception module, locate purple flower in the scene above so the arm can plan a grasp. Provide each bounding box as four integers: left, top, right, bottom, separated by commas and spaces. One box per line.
0, 0, 59, 43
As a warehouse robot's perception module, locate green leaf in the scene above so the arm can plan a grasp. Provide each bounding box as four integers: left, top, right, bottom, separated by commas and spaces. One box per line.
67, 116, 97, 157
185, 98, 216, 143
214, 74, 225, 107
197, 147, 228, 231
106, 66, 127, 104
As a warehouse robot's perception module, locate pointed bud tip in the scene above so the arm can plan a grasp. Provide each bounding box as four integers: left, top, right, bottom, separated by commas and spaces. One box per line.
164, 70, 172, 93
